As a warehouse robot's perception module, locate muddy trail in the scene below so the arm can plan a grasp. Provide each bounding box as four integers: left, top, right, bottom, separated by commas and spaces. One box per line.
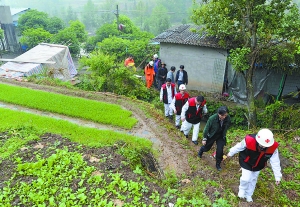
0, 78, 194, 176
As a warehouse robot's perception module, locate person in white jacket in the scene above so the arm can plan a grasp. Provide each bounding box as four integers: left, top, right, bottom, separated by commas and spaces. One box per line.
160, 78, 177, 120
170, 84, 190, 129
180, 95, 207, 145
227, 128, 282, 202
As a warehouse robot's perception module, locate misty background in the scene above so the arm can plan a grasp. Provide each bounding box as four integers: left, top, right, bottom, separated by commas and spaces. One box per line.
1, 0, 195, 35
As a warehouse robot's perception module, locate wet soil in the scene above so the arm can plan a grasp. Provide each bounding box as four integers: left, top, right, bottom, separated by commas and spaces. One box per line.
0, 78, 192, 176
0, 133, 174, 206
0, 78, 298, 206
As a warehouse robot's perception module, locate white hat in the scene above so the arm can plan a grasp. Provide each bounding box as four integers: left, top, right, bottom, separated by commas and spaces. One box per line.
179, 84, 186, 90
256, 128, 274, 147
153, 54, 158, 58
149, 61, 154, 66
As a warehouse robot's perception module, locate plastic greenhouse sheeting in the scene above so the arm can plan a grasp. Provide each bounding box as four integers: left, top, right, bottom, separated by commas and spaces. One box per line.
0, 43, 77, 80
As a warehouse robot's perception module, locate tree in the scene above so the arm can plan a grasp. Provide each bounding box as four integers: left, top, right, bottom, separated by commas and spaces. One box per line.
68, 20, 87, 43
51, 28, 80, 55
156, 0, 189, 24
88, 14, 153, 53
97, 36, 154, 66
81, 0, 100, 32
149, 5, 170, 35
192, 0, 300, 128
65, 6, 78, 25
79, 51, 154, 100
99, 0, 116, 24
18, 10, 49, 33
134, 1, 147, 29
19, 28, 52, 49
18, 9, 65, 34
95, 23, 119, 43
46, 17, 65, 34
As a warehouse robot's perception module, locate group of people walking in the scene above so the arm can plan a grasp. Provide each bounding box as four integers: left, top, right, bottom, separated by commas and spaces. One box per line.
144, 54, 188, 89
129, 53, 282, 203
163, 83, 281, 203
156, 63, 281, 203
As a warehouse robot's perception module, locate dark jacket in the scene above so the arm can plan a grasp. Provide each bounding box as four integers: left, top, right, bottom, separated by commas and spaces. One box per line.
185, 98, 206, 124
239, 134, 279, 171
158, 67, 168, 81
175, 70, 188, 85
203, 113, 231, 143
174, 92, 189, 115
161, 83, 176, 104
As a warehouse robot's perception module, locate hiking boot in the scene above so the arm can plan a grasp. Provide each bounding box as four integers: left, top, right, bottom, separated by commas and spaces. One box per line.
192, 141, 198, 145
185, 134, 188, 139
176, 125, 180, 129
216, 163, 221, 171
198, 148, 204, 158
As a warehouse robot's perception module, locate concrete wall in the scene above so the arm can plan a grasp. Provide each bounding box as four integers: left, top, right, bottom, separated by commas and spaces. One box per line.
159, 43, 228, 92
0, 6, 13, 24
0, 6, 19, 52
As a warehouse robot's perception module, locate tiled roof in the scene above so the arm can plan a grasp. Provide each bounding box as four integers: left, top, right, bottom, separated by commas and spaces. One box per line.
151, 24, 223, 49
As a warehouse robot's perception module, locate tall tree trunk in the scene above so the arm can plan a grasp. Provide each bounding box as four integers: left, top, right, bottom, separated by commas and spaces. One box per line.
246, 55, 257, 129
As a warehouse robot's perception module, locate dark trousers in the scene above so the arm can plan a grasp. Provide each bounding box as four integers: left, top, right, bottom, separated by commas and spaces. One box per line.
200, 137, 225, 163
153, 74, 158, 89
177, 80, 183, 89
158, 79, 165, 89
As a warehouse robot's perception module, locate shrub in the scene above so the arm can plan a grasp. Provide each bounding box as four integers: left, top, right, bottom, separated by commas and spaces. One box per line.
78, 51, 156, 101
257, 101, 300, 131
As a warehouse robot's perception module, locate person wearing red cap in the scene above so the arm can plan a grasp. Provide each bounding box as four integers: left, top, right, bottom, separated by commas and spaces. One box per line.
227, 128, 282, 203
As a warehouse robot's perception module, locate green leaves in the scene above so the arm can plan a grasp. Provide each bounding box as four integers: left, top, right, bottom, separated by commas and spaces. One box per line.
192, 0, 300, 127
228, 47, 251, 72
18, 10, 49, 33
19, 28, 52, 49
0, 28, 4, 39
78, 51, 155, 101
18, 9, 65, 34
0, 83, 137, 129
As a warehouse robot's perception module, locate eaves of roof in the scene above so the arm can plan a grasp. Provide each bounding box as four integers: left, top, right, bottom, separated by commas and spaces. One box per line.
152, 24, 224, 49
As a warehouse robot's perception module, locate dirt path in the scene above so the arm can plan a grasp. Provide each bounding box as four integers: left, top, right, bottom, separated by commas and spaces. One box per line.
0, 78, 193, 176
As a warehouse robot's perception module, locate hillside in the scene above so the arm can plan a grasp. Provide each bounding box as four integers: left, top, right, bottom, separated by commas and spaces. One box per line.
0, 78, 299, 206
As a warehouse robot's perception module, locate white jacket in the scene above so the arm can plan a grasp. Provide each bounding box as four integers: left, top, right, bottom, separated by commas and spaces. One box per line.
228, 139, 282, 181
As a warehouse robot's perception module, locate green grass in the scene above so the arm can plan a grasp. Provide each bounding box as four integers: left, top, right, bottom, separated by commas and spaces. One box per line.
0, 108, 151, 159
0, 83, 137, 129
